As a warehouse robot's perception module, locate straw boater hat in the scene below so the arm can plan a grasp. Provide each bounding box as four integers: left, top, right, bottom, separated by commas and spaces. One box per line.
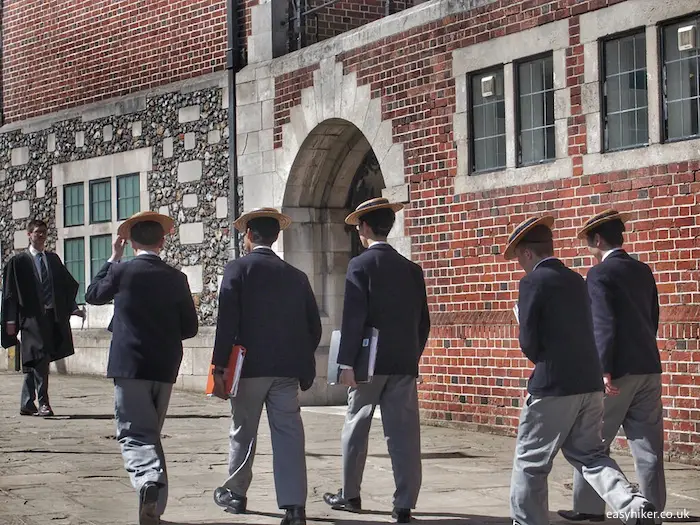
117, 211, 175, 240
233, 207, 292, 233
503, 215, 555, 261
577, 209, 632, 239
345, 197, 404, 226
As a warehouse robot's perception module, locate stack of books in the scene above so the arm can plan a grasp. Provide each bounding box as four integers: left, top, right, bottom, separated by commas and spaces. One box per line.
326, 327, 379, 385
205, 345, 246, 398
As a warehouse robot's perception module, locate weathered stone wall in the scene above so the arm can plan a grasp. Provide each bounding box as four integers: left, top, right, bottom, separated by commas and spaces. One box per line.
0, 74, 234, 327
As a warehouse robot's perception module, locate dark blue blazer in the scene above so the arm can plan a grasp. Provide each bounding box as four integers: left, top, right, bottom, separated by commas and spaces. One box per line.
337, 243, 430, 377
211, 247, 322, 389
517, 258, 603, 397
85, 255, 198, 383
586, 249, 661, 379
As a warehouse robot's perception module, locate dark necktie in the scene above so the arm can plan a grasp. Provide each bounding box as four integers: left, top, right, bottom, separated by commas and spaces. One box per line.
38, 253, 52, 306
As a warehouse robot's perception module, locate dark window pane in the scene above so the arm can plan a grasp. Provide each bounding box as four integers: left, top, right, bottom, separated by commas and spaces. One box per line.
90, 179, 111, 224
604, 31, 648, 150
123, 243, 135, 262
473, 139, 487, 171
520, 95, 532, 130
64, 238, 85, 304
664, 23, 681, 62
663, 18, 700, 141
545, 126, 556, 159
634, 33, 646, 71
117, 174, 140, 220
544, 58, 554, 90
545, 90, 555, 125
471, 68, 506, 172
517, 55, 555, 165
90, 235, 112, 280
64, 183, 84, 227
532, 92, 545, 128
619, 37, 636, 73
607, 113, 623, 150
605, 40, 620, 75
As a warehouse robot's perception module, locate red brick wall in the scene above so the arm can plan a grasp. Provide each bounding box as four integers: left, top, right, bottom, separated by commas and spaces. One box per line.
2, 0, 230, 123
275, 0, 700, 461
300, 0, 411, 47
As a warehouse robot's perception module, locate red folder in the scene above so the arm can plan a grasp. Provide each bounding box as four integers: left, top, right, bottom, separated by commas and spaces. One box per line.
206, 345, 246, 398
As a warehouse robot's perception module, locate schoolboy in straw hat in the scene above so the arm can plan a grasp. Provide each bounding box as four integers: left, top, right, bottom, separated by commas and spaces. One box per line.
85, 211, 199, 525
559, 210, 665, 524
505, 215, 656, 525
210, 207, 321, 525
323, 197, 430, 523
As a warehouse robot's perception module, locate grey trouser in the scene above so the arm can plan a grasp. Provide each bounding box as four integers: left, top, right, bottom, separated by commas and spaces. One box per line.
341, 375, 422, 509
21, 355, 50, 409
572, 374, 666, 516
114, 378, 173, 517
510, 391, 648, 525
223, 377, 307, 509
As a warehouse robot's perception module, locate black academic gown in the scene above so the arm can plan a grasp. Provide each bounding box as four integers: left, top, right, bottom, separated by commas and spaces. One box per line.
1, 251, 79, 368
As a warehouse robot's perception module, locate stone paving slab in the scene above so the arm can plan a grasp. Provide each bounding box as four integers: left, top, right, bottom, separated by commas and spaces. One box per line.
0, 372, 699, 525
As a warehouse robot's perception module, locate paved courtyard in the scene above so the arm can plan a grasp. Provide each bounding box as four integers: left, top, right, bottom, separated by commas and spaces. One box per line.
0, 372, 699, 525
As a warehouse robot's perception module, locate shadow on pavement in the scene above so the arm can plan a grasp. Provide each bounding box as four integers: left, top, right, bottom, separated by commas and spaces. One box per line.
306, 451, 491, 460
42, 413, 228, 420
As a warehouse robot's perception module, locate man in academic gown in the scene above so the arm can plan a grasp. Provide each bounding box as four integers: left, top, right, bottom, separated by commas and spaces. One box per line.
1, 219, 83, 417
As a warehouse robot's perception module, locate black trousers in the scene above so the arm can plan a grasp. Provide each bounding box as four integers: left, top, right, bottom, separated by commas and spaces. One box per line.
20, 309, 59, 409
21, 355, 50, 409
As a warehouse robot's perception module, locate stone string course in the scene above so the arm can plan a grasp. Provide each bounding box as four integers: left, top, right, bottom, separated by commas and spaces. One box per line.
0, 87, 238, 326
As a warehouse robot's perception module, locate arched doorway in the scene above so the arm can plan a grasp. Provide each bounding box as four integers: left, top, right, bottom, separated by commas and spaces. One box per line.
280, 119, 386, 404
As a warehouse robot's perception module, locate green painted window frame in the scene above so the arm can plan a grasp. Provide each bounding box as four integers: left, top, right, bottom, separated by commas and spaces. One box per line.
123, 242, 135, 262
63, 183, 85, 227
117, 173, 140, 220
90, 234, 112, 281
64, 237, 86, 304
90, 179, 112, 224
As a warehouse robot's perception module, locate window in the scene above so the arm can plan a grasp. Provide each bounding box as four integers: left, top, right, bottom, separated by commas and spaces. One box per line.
90, 234, 112, 280
471, 68, 506, 172
90, 179, 112, 224
663, 16, 700, 141
64, 183, 84, 227
64, 238, 85, 304
517, 55, 555, 165
123, 242, 135, 262
117, 173, 140, 220
602, 31, 648, 151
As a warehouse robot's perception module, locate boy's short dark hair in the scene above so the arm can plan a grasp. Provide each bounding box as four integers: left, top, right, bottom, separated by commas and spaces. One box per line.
248, 217, 281, 245
517, 225, 554, 257
586, 219, 624, 248
131, 221, 165, 246
358, 208, 395, 237
27, 219, 48, 233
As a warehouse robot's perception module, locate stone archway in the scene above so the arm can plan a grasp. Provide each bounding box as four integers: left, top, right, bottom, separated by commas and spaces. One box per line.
239, 59, 412, 404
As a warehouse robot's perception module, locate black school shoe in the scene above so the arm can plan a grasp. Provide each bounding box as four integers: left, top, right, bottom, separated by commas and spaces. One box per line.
139, 482, 160, 525
213, 486, 247, 513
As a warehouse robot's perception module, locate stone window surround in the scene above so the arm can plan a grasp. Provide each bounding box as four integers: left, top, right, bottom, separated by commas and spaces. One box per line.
581, 0, 700, 175
52, 148, 151, 326
451, 1, 700, 194
452, 19, 573, 195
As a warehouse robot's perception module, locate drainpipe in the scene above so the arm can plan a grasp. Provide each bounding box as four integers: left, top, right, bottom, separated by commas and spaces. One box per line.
0, 0, 5, 127
227, 0, 240, 258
